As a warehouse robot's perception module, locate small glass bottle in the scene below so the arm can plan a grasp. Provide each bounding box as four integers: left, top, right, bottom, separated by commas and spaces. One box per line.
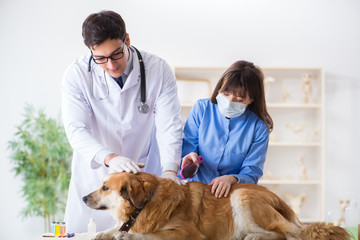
345, 200, 359, 240
55, 222, 61, 236
60, 222, 66, 236
88, 218, 96, 236
326, 211, 335, 226
50, 221, 56, 235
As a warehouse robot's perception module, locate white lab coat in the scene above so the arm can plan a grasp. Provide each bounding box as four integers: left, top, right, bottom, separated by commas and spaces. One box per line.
61, 47, 182, 233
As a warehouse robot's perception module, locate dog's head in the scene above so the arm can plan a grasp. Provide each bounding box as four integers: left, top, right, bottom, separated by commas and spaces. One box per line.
83, 172, 157, 217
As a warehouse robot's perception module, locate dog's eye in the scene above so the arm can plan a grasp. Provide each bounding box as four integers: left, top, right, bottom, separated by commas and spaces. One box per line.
102, 185, 109, 191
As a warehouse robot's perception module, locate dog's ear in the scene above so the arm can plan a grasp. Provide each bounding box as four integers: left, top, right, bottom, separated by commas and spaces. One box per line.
120, 177, 148, 209
138, 173, 157, 200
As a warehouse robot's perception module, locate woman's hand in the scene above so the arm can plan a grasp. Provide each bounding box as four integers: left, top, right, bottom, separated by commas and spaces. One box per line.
181, 152, 200, 169
209, 175, 238, 198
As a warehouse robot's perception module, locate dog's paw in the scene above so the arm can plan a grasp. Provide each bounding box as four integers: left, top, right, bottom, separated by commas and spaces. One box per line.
91, 232, 116, 240
114, 231, 143, 240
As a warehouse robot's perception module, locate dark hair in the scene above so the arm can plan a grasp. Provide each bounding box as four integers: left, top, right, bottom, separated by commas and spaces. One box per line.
82, 10, 126, 48
211, 60, 273, 132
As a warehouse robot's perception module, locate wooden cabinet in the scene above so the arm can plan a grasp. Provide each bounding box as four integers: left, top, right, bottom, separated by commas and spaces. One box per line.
175, 67, 325, 223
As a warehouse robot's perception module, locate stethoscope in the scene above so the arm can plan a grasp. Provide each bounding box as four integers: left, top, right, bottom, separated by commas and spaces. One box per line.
88, 46, 149, 114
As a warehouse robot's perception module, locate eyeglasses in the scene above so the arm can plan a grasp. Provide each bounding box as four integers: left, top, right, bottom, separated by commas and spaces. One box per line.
92, 40, 126, 64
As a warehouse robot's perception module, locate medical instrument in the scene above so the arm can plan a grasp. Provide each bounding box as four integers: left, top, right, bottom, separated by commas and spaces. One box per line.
60, 222, 66, 235
42, 233, 54, 237
55, 222, 61, 236
180, 155, 204, 179
51, 221, 55, 235
326, 211, 335, 226
345, 201, 359, 239
88, 217, 96, 236
88, 46, 149, 114
66, 233, 75, 238
133, 47, 149, 114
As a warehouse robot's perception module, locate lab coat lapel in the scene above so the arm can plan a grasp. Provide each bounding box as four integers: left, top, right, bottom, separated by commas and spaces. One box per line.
122, 48, 141, 91
100, 68, 139, 93
101, 70, 121, 91
94, 49, 141, 93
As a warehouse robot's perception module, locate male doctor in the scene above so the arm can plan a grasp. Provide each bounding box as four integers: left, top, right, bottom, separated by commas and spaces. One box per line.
61, 10, 183, 233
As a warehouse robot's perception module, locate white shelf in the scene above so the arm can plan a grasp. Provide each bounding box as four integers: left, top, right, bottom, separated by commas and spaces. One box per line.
181, 102, 322, 109
259, 180, 321, 185
180, 102, 195, 107
267, 103, 322, 108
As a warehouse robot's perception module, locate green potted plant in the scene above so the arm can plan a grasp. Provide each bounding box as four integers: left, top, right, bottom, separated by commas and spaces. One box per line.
8, 104, 72, 232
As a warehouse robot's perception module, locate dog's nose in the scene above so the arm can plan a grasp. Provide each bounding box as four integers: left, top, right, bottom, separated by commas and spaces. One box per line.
82, 196, 88, 203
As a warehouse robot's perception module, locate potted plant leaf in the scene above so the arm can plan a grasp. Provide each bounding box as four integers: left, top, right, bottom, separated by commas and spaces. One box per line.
8, 104, 72, 232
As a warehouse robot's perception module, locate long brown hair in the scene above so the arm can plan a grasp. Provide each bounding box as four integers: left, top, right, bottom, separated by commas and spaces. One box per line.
211, 60, 273, 132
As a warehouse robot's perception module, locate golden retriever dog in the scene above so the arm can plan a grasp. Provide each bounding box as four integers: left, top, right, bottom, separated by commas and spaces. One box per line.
83, 172, 350, 240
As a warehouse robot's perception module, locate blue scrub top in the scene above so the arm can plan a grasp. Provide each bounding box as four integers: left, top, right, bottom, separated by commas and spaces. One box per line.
182, 98, 269, 184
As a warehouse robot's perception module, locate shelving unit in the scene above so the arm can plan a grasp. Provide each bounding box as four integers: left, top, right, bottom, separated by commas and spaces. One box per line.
175, 67, 224, 124
175, 66, 325, 223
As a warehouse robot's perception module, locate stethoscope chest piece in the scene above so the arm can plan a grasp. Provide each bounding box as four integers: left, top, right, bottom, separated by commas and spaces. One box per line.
133, 46, 149, 114
138, 102, 150, 114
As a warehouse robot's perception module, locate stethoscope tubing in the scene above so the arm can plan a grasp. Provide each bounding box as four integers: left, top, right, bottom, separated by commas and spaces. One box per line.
87, 45, 149, 114
133, 46, 146, 104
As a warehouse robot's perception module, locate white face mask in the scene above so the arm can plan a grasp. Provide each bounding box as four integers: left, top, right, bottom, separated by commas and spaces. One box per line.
216, 93, 247, 118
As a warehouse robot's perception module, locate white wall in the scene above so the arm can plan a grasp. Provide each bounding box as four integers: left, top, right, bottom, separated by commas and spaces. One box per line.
1, 0, 359, 238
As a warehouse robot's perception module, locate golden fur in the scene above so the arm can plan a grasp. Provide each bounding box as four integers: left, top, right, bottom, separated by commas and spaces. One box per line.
83, 172, 350, 240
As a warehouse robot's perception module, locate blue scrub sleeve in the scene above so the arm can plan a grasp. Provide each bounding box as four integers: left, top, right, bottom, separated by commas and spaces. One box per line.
182, 101, 204, 157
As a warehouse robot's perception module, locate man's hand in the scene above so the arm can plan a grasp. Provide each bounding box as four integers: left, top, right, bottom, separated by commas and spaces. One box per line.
160, 171, 186, 185
107, 156, 141, 174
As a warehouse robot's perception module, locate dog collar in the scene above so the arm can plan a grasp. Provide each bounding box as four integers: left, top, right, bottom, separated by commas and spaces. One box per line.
119, 208, 143, 232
